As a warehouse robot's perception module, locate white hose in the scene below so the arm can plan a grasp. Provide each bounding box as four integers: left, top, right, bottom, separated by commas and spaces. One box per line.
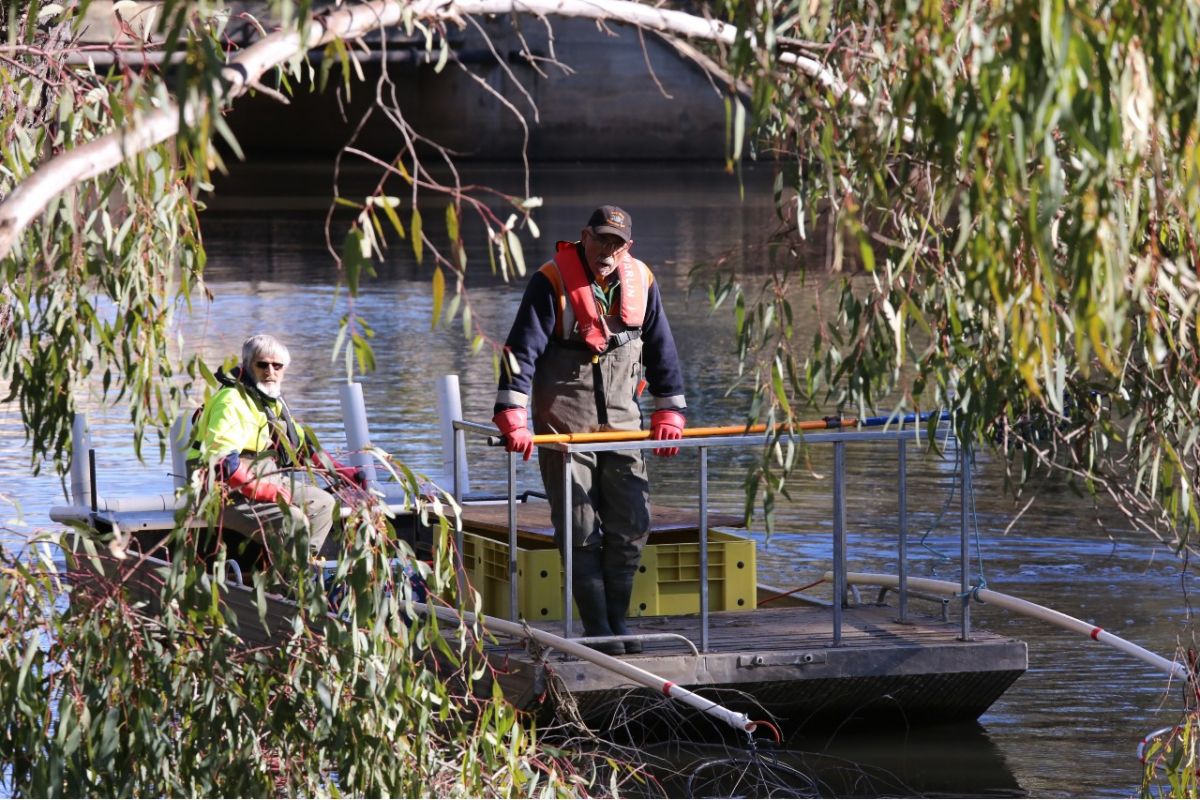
416, 601, 757, 735
828, 571, 1189, 681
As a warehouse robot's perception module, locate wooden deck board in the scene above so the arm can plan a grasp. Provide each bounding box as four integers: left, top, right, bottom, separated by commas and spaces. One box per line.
456, 501, 744, 545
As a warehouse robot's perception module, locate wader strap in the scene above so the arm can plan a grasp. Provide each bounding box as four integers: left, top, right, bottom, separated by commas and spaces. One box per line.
606, 330, 641, 350
592, 360, 608, 426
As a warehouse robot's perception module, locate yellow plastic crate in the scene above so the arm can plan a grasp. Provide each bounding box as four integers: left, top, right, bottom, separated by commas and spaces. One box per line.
635, 532, 757, 616
460, 529, 756, 621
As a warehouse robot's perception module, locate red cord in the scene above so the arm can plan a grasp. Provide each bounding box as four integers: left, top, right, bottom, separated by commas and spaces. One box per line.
752, 719, 782, 743
758, 578, 826, 606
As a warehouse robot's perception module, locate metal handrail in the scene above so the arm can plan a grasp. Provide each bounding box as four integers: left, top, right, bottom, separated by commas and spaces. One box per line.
568, 632, 701, 657
451, 418, 969, 651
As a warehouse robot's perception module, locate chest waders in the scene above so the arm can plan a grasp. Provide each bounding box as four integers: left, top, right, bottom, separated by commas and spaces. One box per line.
532, 250, 653, 655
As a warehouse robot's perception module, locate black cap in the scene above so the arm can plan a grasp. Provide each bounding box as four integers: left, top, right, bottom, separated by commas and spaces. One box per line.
587, 205, 632, 242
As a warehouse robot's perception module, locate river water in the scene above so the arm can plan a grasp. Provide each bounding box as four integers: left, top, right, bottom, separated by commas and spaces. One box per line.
2, 163, 1197, 797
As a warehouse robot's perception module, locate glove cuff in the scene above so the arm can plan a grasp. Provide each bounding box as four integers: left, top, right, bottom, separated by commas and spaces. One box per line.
651, 409, 685, 428
255, 482, 281, 503
493, 407, 528, 435
227, 461, 254, 490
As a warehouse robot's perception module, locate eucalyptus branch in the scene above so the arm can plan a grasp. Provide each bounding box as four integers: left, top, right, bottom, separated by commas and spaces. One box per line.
0, 0, 869, 260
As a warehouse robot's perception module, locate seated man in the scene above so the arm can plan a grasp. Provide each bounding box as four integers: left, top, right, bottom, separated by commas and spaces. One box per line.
186, 334, 336, 558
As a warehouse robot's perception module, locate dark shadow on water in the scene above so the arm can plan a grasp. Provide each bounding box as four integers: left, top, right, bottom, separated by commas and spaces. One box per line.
795, 721, 1026, 798
542, 682, 1024, 797
608, 722, 1024, 798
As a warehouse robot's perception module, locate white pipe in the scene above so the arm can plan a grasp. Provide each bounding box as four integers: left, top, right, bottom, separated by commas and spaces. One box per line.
339, 382, 380, 489
1138, 725, 1180, 763
67, 411, 180, 512
169, 414, 191, 490
70, 413, 92, 507
419, 602, 756, 736
830, 571, 1189, 681
436, 375, 469, 497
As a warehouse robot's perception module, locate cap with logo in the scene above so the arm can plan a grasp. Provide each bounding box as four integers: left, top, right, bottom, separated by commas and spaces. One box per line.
587, 205, 632, 242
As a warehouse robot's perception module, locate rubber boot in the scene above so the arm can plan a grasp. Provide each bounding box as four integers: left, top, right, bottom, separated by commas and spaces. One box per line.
572, 547, 625, 656
605, 565, 642, 654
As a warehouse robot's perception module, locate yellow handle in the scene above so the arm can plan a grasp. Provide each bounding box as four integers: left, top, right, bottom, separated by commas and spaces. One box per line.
524, 418, 855, 445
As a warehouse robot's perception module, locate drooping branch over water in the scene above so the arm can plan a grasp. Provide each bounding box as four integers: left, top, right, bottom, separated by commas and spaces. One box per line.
0, 0, 865, 476
0, 0, 860, 262
690, 2, 1200, 554
3, 1, 1200, 552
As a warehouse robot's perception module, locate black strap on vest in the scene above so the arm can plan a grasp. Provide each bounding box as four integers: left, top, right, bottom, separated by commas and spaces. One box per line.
606, 329, 641, 350
229, 367, 301, 467
557, 329, 642, 354
263, 396, 301, 468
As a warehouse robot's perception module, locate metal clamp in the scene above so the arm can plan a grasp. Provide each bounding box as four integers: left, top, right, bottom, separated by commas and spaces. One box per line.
737, 651, 827, 668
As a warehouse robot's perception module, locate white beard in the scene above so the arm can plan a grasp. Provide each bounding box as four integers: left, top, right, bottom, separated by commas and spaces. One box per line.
256, 380, 282, 399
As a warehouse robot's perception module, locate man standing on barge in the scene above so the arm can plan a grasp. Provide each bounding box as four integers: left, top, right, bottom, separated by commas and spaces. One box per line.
493, 206, 687, 656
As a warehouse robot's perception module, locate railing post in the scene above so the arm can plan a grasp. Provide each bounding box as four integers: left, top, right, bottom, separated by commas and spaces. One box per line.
453, 423, 467, 610
452, 426, 463, 504
70, 413, 91, 507
898, 437, 909, 623
562, 451, 574, 639
437, 375, 470, 497
338, 381, 380, 490
169, 414, 191, 490
959, 437, 973, 641
507, 450, 518, 622
832, 440, 846, 646
699, 445, 709, 653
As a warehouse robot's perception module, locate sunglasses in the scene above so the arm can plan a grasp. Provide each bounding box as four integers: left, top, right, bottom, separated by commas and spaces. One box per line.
587, 230, 631, 253
256, 361, 287, 372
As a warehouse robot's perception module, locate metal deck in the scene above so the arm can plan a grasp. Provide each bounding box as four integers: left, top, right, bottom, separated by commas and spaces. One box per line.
482, 602, 1027, 733
60, 402, 1029, 737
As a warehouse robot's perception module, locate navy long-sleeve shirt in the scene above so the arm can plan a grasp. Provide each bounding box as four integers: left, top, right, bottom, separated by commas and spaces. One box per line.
494, 259, 686, 414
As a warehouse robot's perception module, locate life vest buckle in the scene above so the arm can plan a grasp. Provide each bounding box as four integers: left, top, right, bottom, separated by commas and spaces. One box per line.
605, 330, 642, 351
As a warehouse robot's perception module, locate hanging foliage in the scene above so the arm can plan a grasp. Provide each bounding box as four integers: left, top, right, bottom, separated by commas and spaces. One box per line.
0, 467, 599, 796
5, 0, 1200, 793
704, 0, 1200, 549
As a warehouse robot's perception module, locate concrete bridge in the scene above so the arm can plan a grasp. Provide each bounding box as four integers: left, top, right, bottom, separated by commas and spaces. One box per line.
77, 1, 731, 160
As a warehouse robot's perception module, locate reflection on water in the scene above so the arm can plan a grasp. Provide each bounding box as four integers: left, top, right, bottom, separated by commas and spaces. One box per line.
639, 722, 1024, 798
2, 162, 1196, 797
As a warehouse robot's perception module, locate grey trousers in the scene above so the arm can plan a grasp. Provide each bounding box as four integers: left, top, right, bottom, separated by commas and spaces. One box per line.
538, 448, 651, 570
219, 471, 336, 557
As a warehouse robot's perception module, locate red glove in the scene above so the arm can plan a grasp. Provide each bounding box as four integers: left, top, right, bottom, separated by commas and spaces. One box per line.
227, 462, 292, 504
493, 408, 534, 461
650, 409, 685, 457
330, 457, 367, 489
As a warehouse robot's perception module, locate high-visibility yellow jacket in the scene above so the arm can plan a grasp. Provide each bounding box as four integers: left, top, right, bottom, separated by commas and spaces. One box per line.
187, 370, 305, 472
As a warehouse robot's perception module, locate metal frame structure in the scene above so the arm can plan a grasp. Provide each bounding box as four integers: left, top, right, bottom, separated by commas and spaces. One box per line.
450, 419, 974, 652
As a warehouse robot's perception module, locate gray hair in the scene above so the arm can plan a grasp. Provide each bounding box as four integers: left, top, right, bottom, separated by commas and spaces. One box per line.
241, 334, 290, 370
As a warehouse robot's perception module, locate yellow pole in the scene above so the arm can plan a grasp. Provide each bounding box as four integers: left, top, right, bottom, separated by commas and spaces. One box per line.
520, 417, 856, 445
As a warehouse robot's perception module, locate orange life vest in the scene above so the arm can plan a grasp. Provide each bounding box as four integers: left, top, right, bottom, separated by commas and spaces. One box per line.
551, 241, 647, 354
